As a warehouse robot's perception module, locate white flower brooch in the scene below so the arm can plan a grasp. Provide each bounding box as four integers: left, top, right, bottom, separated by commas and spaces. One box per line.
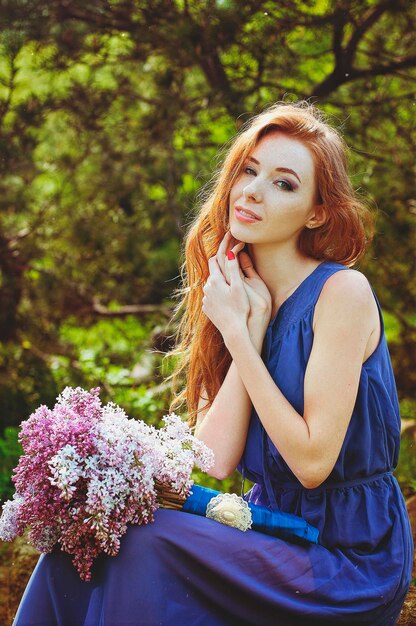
206, 493, 253, 531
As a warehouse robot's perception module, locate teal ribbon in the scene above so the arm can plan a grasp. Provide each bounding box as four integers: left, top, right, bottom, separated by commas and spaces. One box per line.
182, 484, 319, 545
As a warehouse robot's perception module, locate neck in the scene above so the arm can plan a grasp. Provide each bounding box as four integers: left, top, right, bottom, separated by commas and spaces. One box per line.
246, 241, 321, 314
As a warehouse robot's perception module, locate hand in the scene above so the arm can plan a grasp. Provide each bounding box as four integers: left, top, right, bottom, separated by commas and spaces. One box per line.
214, 230, 245, 284
212, 230, 272, 348
238, 249, 272, 323
202, 252, 250, 343
216, 231, 272, 321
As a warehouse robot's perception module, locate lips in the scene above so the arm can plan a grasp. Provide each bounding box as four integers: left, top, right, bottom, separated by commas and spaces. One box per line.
235, 206, 262, 220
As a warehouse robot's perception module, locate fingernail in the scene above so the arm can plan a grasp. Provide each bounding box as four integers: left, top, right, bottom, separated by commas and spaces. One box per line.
227, 251, 235, 260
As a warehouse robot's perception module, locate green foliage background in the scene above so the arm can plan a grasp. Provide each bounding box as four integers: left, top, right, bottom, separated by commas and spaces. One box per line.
0, 0, 415, 501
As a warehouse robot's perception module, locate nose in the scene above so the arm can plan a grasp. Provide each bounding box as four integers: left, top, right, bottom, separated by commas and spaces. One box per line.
242, 179, 262, 202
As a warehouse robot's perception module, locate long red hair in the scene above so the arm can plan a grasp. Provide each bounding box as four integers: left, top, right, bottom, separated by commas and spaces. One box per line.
165, 101, 374, 427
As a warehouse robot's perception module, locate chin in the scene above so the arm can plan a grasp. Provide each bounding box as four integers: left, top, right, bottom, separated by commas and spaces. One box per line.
229, 219, 246, 239
230, 228, 246, 244
229, 223, 257, 244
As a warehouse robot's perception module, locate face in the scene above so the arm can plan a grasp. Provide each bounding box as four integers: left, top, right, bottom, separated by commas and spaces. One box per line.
228, 131, 323, 247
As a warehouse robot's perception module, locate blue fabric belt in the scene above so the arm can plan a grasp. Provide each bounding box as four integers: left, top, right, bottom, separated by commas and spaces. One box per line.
182, 483, 319, 545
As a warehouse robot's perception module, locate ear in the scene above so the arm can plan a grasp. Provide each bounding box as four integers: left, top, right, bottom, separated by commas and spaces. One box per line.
305, 204, 327, 230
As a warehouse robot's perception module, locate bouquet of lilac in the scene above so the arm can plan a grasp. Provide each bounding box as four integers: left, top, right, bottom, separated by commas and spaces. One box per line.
0, 386, 214, 581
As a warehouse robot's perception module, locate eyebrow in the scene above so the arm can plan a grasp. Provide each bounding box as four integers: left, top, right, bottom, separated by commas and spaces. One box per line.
247, 156, 302, 184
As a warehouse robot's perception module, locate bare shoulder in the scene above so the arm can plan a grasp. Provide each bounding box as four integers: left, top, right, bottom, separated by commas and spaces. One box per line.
314, 269, 379, 333
321, 268, 374, 303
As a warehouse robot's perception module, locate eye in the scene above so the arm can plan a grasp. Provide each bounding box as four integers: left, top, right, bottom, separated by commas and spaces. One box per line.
244, 166, 256, 176
275, 179, 294, 192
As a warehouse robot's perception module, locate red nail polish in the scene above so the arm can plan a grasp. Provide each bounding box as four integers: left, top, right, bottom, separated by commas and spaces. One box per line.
227, 251, 235, 260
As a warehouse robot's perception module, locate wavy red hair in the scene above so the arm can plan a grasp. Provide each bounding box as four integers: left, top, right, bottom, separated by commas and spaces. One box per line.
165, 101, 374, 427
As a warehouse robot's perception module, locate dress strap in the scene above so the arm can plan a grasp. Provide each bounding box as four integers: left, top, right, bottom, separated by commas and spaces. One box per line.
271, 262, 349, 341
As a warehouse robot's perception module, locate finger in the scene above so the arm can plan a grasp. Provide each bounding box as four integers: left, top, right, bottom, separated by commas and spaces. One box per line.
218, 232, 243, 284
216, 231, 232, 282
222, 240, 245, 282
208, 255, 225, 281
218, 230, 232, 256
218, 230, 231, 256
231, 241, 245, 255
231, 243, 246, 281
226, 250, 244, 285
238, 251, 258, 278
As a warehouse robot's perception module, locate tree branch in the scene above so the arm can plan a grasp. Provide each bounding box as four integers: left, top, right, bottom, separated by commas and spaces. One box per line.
348, 55, 416, 80
345, 1, 393, 64
310, 0, 414, 98
91, 300, 172, 318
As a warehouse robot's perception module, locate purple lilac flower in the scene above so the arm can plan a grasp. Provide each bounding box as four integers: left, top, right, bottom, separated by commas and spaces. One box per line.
0, 387, 213, 581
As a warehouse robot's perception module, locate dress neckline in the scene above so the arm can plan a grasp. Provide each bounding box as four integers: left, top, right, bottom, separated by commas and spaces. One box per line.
267, 261, 327, 329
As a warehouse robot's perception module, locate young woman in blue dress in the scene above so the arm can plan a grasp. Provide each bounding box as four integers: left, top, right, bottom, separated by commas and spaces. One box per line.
166, 100, 413, 625
12, 101, 413, 626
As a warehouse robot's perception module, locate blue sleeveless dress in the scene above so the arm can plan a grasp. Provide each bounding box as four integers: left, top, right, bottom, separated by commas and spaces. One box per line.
13, 262, 413, 626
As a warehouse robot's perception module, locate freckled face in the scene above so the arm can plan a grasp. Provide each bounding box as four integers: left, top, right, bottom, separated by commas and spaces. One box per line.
228, 131, 320, 246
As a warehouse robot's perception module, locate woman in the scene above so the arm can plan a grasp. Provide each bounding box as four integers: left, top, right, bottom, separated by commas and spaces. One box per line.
13, 102, 413, 625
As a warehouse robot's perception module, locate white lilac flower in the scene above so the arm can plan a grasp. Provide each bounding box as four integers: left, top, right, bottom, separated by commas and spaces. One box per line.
0, 494, 25, 541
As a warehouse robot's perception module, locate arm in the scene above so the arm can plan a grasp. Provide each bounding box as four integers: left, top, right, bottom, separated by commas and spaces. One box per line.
195, 231, 272, 480
195, 315, 269, 480
224, 270, 379, 489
